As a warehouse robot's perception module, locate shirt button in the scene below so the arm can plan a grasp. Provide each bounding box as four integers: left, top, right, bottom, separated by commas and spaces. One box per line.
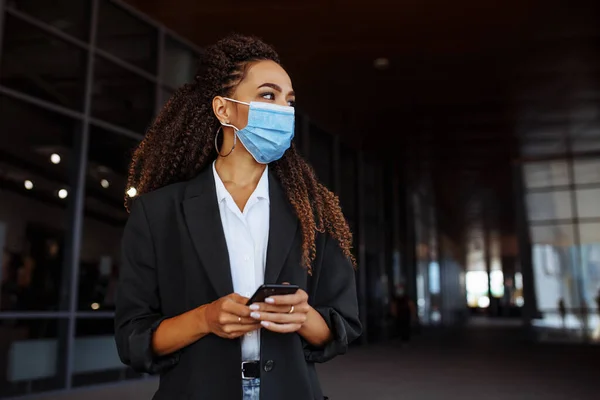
247, 332, 253, 337
244, 256, 250, 261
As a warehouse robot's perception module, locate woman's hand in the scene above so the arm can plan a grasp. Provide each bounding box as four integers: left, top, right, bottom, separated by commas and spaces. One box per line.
248, 288, 311, 333
203, 293, 260, 339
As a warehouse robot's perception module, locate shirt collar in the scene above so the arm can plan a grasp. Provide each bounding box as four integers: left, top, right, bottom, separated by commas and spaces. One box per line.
212, 162, 270, 204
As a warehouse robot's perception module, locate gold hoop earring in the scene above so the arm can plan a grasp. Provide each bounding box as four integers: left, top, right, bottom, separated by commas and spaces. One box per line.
214, 125, 236, 157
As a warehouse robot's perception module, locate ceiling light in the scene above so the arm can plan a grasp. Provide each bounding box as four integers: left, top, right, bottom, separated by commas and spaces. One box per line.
101, 179, 110, 189
373, 57, 390, 70
24, 180, 34, 190
50, 153, 61, 164
91, 302, 100, 310
58, 189, 68, 199
477, 296, 490, 308
127, 187, 137, 197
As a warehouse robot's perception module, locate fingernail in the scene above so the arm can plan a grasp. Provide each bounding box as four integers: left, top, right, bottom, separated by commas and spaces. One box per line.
250, 312, 260, 319
265, 298, 275, 304
261, 321, 270, 327
249, 304, 259, 311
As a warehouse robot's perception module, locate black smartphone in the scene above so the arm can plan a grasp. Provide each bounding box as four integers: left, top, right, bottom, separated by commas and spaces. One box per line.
246, 284, 299, 305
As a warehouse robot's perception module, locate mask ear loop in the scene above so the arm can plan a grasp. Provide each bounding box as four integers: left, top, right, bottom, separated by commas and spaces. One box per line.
223, 97, 250, 106
215, 123, 238, 157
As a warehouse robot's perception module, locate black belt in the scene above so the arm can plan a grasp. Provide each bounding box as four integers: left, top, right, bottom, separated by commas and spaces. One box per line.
241, 361, 260, 380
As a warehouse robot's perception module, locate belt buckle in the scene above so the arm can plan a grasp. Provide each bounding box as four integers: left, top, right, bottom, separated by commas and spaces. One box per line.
241, 361, 257, 380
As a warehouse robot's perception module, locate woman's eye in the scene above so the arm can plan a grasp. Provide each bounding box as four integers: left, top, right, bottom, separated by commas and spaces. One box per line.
261, 92, 275, 101
288, 100, 296, 107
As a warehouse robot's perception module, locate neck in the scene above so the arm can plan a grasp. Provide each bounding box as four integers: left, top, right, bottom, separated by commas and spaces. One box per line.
215, 127, 266, 185
215, 149, 265, 186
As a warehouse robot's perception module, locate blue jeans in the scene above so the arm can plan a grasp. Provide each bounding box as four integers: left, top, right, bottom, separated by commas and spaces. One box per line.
242, 378, 260, 400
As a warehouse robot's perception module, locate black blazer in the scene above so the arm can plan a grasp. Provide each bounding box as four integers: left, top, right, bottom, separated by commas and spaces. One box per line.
114, 166, 361, 400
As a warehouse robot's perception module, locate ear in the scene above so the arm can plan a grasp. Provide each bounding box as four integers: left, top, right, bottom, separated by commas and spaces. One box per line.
212, 96, 230, 124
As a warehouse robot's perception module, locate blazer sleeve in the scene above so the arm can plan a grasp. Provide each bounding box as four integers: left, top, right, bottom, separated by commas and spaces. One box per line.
304, 235, 362, 363
114, 198, 179, 374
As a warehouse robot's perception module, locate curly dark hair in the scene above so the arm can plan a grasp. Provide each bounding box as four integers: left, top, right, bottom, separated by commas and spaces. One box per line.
125, 34, 355, 272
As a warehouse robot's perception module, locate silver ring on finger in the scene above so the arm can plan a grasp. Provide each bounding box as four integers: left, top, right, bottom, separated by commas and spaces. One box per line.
288, 305, 294, 314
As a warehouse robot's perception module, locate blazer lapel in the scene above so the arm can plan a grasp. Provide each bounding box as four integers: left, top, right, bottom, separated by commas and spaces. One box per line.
182, 168, 233, 299
264, 172, 299, 284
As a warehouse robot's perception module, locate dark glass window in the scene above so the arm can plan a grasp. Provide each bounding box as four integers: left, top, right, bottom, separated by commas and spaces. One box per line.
75, 125, 140, 385
8, 0, 90, 40
572, 124, 600, 152
363, 159, 386, 341
162, 35, 196, 89
0, 319, 64, 397
0, 95, 78, 312
96, 0, 158, 74
72, 318, 141, 387
78, 126, 140, 312
0, 15, 87, 111
158, 86, 174, 112
92, 56, 156, 132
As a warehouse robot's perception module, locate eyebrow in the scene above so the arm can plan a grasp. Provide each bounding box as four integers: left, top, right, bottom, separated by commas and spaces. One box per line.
258, 82, 295, 97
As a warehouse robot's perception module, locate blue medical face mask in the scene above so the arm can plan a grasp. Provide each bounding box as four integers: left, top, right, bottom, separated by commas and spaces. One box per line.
221, 97, 295, 164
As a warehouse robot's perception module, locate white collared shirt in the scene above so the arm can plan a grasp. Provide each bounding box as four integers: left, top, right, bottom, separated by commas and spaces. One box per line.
212, 162, 270, 361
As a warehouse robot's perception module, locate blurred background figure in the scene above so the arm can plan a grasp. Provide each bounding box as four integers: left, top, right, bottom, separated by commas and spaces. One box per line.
558, 297, 566, 330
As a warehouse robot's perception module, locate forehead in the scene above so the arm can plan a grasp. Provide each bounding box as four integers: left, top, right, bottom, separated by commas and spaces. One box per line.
241, 60, 292, 88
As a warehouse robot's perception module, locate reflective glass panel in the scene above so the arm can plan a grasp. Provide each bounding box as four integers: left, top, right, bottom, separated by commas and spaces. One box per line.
0, 319, 64, 396
0, 15, 87, 111
0, 95, 77, 311
92, 56, 155, 133
96, 0, 157, 74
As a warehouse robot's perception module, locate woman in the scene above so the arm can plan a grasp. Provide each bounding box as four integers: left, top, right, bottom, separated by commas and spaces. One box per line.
114, 34, 361, 400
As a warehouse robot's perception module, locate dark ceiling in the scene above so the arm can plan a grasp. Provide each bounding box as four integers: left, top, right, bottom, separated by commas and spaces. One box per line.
123, 0, 600, 242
